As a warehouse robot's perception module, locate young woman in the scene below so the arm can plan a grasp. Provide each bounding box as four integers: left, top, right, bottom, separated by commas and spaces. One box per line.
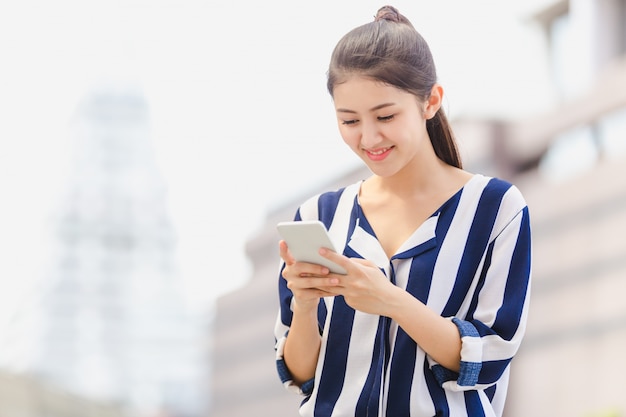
274, 5, 531, 417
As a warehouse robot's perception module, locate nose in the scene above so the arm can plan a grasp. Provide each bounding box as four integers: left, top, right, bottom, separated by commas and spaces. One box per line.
360, 120, 382, 148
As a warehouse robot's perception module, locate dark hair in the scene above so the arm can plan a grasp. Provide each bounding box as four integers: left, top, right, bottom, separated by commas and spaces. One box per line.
327, 5, 462, 168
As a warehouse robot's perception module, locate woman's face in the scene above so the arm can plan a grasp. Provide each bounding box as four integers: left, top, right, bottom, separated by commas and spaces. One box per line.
332, 75, 439, 178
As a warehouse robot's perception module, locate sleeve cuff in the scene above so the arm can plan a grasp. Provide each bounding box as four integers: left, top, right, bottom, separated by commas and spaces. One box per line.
429, 317, 483, 389
275, 334, 315, 396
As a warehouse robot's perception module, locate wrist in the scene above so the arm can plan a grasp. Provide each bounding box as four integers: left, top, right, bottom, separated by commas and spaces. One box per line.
293, 297, 319, 315
385, 285, 419, 321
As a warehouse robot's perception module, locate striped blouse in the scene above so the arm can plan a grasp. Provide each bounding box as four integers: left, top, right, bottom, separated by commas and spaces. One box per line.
274, 174, 532, 417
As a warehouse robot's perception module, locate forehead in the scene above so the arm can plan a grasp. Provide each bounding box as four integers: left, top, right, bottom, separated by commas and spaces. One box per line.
332, 76, 417, 110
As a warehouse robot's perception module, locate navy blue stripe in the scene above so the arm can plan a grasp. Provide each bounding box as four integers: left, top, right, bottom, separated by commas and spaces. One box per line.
278, 263, 293, 327
464, 390, 486, 417
442, 179, 510, 317
364, 318, 390, 416
466, 241, 494, 322
314, 296, 355, 417
386, 327, 416, 416
317, 301, 327, 333
485, 384, 496, 401
493, 207, 531, 340
405, 245, 438, 304
431, 363, 458, 386
355, 316, 385, 416
317, 187, 347, 229
472, 320, 499, 337
425, 359, 449, 416
276, 357, 292, 384
354, 204, 376, 235
319, 189, 359, 259
477, 359, 511, 385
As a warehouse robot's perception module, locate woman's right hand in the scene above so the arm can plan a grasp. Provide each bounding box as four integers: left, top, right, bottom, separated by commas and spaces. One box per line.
278, 240, 340, 311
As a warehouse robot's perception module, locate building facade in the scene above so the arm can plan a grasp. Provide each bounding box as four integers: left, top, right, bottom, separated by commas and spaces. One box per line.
0, 370, 128, 417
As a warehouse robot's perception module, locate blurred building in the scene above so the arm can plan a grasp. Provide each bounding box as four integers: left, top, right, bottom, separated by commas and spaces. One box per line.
211, 0, 626, 416
0, 85, 210, 417
0, 369, 128, 417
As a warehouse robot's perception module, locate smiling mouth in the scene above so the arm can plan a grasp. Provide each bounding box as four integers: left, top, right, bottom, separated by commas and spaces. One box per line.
363, 146, 393, 160
365, 147, 393, 155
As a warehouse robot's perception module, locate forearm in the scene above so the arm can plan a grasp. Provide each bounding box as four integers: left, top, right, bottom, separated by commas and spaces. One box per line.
283, 300, 322, 385
388, 286, 462, 372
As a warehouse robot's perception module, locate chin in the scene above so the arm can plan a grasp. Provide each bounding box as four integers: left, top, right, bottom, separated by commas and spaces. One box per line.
365, 164, 400, 178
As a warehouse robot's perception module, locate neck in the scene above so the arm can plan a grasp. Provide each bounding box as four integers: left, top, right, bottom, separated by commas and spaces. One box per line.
372, 155, 456, 198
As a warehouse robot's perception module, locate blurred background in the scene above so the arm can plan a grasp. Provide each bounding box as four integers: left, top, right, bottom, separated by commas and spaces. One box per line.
0, 0, 624, 416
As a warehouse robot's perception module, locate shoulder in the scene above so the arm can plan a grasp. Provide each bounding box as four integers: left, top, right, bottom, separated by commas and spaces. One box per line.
488, 176, 528, 215
470, 174, 528, 212
469, 175, 530, 239
296, 181, 361, 223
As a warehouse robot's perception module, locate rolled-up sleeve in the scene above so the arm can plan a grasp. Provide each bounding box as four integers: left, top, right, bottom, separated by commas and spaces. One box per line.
273, 259, 317, 396
430, 205, 532, 391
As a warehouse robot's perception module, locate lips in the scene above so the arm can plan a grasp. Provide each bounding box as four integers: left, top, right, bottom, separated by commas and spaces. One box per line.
364, 146, 393, 161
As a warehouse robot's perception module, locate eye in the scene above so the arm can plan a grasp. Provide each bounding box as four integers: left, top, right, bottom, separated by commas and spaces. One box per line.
341, 119, 359, 125
377, 114, 395, 122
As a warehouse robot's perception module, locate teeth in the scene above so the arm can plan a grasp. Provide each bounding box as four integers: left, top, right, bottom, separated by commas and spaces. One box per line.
368, 148, 389, 155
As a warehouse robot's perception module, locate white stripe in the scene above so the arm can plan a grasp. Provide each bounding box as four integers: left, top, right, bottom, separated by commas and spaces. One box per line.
392, 259, 411, 291
479, 389, 498, 417
300, 296, 335, 416
475, 211, 523, 328
428, 175, 489, 313
446, 388, 468, 416
410, 351, 436, 416
396, 213, 438, 254
460, 333, 483, 363
330, 310, 379, 416
299, 192, 320, 221
347, 223, 388, 269
327, 182, 361, 250
489, 185, 526, 241
273, 308, 289, 344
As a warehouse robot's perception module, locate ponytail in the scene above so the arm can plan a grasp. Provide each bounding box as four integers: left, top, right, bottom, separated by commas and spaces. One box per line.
427, 108, 462, 168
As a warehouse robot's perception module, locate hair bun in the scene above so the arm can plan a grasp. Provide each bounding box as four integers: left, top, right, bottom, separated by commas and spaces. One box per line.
374, 5, 402, 23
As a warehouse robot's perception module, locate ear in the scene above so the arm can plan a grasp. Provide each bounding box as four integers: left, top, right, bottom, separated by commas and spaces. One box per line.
424, 84, 443, 120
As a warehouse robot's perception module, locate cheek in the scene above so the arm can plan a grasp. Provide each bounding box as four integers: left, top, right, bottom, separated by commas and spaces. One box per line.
336, 125, 357, 146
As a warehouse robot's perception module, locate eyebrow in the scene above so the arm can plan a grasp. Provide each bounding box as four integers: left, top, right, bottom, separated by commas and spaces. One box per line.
336, 102, 396, 113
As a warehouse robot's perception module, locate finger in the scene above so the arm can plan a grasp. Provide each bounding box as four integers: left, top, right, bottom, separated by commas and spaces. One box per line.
351, 258, 377, 268
319, 247, 352, 273
287, 276, 339, 291
316, 284, 343, 294
278, 240, 296, 265
298, 262, 330, 277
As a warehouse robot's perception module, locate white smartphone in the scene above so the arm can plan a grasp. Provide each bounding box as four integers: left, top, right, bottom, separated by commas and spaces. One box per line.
276, 220, 347, 274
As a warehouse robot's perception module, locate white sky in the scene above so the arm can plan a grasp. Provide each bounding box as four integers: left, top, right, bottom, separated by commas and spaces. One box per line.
0, 0, 550, 319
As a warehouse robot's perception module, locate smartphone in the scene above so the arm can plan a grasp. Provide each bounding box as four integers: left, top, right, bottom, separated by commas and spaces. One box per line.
276, 220, 347, 274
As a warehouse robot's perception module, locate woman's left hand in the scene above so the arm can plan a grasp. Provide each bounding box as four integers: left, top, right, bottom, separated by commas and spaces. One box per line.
316, 248, 400, 316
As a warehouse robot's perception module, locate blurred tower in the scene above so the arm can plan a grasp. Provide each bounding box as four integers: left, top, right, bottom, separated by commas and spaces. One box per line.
1, 84, 209, 417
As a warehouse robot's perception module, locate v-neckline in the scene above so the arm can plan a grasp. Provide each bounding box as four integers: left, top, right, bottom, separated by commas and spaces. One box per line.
351, 174, 480, 260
